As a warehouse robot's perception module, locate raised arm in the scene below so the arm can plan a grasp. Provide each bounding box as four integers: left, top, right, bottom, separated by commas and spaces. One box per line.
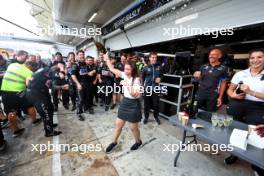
103, 54, 122, 78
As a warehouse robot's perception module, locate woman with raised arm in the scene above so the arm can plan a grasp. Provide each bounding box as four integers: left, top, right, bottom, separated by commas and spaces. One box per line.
103, 53, 143, 153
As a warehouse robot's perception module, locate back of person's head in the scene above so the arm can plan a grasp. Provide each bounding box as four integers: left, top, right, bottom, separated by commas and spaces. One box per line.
0, 54, 6, 65
24, 61, 38, 72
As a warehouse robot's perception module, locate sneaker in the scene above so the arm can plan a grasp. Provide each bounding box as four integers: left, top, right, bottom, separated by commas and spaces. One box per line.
78, 114, 85, 121
63, 105, 69, 110
71, 105, 76, 111
224, 155, 238, 165
89, 108, 94, 114
0, 140, 7, 151
32, 118, 42, 126
45, 130, 62, 137
13, 128, 25, 137
106, 142, 117, 154
155, 117, 161, 125
105, 106, 109, 111
54, 107, 58, 112
130, 140, 142, 151
143, 118, 148, 124
100, 100, 104, 107
110, 104, 116, 110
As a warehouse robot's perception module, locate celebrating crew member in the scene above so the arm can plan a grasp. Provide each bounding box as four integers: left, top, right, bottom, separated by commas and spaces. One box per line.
193, 48, 228, 112
98, 54, 115, 111
96, 52, 105, 106
103, 53, 143, 153
111, 54, 127, 109
50, 52, 65, 66
142, 52, 163, 125
66, 52, 77, 111
36, 54, 47, 69
52, 70, 70, 111
71, 50, 89, 121
85, 56, 97, 114
1, 51, 41, 137
26, 64, 62, 137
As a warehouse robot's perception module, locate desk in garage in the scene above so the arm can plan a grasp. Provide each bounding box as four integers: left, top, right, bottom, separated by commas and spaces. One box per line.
169, 117, 264, 169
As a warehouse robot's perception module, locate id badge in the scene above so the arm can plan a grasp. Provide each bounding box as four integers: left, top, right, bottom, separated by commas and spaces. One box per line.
79, 69, 87, 75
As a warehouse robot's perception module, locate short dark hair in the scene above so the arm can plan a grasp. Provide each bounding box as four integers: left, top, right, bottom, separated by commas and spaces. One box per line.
24, 61, 38, 72
67, 52, 75, 58
77, 50, 85, 55
86, 56, 94, 60
249, 48, 264, 56
55, 52, 62, 57
121, 53, 127, 58
17, 50, 28, 57
149, 51, 158, 58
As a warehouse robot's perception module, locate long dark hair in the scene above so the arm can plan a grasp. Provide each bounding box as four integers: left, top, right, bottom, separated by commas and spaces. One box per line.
125, 61, 139, 79
248, 49, 264, 80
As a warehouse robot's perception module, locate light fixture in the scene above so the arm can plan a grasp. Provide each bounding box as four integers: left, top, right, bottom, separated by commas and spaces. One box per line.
88, 12, 97, 22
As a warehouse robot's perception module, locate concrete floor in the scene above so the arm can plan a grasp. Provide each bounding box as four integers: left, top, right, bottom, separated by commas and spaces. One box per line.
0, 104, 254, 176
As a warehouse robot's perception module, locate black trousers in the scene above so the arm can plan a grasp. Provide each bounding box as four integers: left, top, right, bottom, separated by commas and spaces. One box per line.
102, 81, 113, 107
144, 92, 160, 119
227, 99, 264, 175
87, 84, 94, 109
227, 99, 264, 125
94, 84, 99, 102
52, 89, 69, 108
76, 83, 90, 114
196, 90, 218, 112
0, 122, 4, 144
26, 90, 54, 134
69, 84, 77, 106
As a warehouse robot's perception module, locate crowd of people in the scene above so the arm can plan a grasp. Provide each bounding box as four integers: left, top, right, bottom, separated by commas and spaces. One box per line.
0, 50, 162, 148
0, 47, 263, 175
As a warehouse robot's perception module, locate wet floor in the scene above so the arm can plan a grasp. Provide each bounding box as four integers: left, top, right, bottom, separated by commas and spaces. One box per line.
0, 104, 254, 176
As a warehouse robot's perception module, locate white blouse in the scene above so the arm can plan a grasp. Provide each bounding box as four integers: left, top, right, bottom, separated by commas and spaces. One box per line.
231, 68, 264, 102
121, 72, 141, 99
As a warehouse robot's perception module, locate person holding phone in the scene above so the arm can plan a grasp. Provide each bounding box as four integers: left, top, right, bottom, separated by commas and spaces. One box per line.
225, 49, 264, 176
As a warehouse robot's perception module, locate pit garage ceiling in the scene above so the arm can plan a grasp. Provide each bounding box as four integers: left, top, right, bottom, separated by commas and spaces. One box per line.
27, 0, 134, 45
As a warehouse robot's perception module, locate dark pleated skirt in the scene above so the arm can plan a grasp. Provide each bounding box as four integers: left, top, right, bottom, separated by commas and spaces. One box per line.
118, 97, 142, 123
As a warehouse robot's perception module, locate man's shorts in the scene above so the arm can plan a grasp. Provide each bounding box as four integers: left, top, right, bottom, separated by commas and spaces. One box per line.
1, 91, 33, 114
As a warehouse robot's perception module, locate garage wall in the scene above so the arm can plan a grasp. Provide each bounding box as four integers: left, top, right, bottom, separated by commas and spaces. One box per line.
53, 44, 75, 57
105, 0, 264, 51
85, 44, 98, 58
